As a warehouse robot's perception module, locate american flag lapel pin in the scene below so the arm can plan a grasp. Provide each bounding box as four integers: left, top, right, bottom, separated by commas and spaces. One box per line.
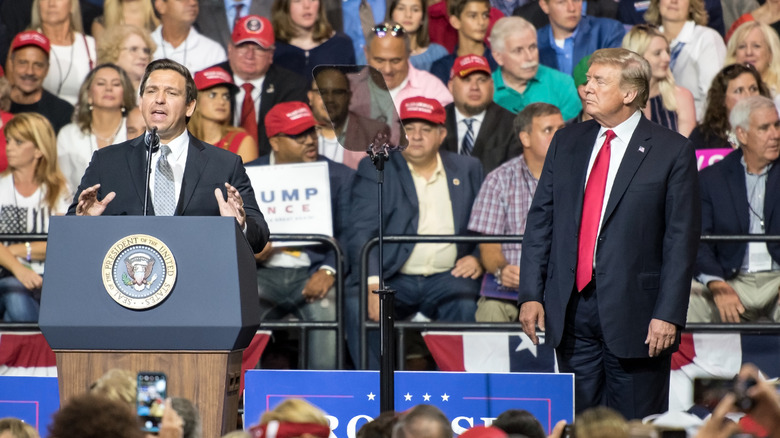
638, 146, 645, 153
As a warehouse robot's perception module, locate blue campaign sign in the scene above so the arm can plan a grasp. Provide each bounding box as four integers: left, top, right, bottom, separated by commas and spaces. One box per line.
0, 376, 60, 434
244, 371, 573, 437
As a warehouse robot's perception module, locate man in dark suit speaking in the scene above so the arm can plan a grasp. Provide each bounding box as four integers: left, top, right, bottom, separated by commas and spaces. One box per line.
518, 48, 700, 419
67, 59, 269, 253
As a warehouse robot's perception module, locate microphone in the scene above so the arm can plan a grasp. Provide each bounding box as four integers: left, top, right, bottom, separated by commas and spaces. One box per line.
143, 126, 160, 215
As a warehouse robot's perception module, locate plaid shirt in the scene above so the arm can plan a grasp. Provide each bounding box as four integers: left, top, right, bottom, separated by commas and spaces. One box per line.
467, 155, 538, 266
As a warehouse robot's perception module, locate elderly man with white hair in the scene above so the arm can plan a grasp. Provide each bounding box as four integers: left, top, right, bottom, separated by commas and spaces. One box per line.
489, 16, 581, 120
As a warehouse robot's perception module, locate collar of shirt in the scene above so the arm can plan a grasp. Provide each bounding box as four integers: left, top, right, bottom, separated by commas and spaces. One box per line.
493, 66, 539, 93
587, 110, 642, 189
597, 110, 642, 147
740, 155, 773, 176
407, 152, 446, 182
454, 107, 487, 150
664, 20, 696, 46
548, 23, 579, 49
224, 0, 250, 11
155, 128, 189, 160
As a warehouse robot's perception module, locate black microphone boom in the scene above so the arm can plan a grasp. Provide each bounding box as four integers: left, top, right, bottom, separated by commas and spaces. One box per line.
143, 127, 160, 216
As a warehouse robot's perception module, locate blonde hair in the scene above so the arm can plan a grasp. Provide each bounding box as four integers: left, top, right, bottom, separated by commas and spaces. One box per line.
644, 0, 708, 26
622, 25, 678, 111
30, 0, 84, 33
589, 48, 651, 110
102, 0, 160, 33
259, 399, 329, 426
97, 24, 157, 65
89, 369, 136, 411
0, 418, 40, 438
575, 407, 629, 438
2, 113, 68, 208
725, 21, 780, 95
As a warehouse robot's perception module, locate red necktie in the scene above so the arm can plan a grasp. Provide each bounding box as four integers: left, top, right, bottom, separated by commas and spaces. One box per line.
576, 129, 615, 291
240, 83, 258, 143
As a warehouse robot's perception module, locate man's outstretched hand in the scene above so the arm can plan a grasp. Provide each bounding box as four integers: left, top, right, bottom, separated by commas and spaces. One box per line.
75, 184, 115, 216
215, 182, 246, 228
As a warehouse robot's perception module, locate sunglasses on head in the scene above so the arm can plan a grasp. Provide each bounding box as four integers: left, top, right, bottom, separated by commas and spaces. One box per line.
371, 23, 406, 38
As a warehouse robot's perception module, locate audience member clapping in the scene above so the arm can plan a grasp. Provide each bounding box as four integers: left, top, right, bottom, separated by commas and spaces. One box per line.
91, 0, 160, 42
725, 21, 780, 104
0, 418, 39, 438
189, 66, 258, 163
688, 63, 770, 149
96, 24, 156, 95
387, 0, 448, 71
56, 64, 134, 190
30, 0, 97, 106
0, 75, 12, 172
645, 0, 726, 122
0, 113, 70, 322
271, 0, 356, 80
622, 24, 696, 136
249, 398, 331, 438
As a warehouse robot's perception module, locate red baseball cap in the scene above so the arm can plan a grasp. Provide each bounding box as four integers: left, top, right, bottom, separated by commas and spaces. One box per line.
450, 54, 491, 79
0, 65, 4, 77
264, 102, 317, 138
10, 30, 50, 56
194, 66, 238, 93
232, 15, 274, 49
400, 97, 446, 125
458, 426, 508, 438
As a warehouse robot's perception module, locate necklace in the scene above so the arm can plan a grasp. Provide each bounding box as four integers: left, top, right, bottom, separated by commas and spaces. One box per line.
49, 33, 76, 96
92, 118, 124, 147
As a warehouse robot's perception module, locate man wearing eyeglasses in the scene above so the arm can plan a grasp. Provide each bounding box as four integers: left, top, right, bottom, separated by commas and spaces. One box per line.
211, 15, 308, 156
309, 67, 391, 169
350, 22, 453, 144
245, 101, 355, 369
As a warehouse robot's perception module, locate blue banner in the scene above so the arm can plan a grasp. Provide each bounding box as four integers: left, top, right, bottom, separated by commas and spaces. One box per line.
244, 371, 573, 437
0, 376, 60, 434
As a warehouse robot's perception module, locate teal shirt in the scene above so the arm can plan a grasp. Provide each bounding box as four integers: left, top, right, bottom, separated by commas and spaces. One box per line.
492, 65, 582, 121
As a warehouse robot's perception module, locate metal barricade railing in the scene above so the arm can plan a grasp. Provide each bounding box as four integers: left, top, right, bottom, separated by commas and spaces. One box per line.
357, 234, 780, 370
0, 232, 346, 370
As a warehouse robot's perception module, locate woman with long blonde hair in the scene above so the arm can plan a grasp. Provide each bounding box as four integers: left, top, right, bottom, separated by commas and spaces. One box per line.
91, 0, 160, 42
0, 113, 70, 322
622, 24, 696, 136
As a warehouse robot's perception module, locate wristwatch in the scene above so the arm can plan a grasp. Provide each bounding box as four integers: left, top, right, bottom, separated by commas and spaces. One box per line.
494, 267, 502, 286
321, 267, 336, 277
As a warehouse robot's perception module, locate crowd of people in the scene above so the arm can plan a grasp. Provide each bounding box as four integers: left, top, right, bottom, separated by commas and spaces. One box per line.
1, 0, 780, 431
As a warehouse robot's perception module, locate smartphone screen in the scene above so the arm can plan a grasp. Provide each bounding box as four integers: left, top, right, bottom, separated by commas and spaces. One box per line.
137, 372, 167, 433
693, 377, 733, 411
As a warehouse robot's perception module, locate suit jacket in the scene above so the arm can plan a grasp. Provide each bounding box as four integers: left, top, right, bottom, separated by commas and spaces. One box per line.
66, 134, 269, 253
696, 148, 780, 280
348, 150, 484, 279
246, 155, 356, 272
214, 61, 309, 156
537, 15, 625, 73
195, 0, 271, 50
518, 116, 701, 358
341, 111, 391, 169
442, 102, 522, 174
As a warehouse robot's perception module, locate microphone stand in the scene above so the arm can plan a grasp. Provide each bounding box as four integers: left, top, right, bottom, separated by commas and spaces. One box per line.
368, 138, 395, 413
143, 127, 159, 216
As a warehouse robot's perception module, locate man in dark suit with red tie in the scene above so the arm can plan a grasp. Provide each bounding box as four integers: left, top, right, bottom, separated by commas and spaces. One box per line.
518, 48, 701, 419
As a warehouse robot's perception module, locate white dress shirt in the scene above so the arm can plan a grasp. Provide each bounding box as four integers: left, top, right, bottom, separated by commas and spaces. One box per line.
232, 75, 265, 126
454, 108, 486, 154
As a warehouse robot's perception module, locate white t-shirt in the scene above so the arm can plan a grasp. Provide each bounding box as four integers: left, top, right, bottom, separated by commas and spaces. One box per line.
151, 26, 227, 74
43, 32, 97, 106
0, 174, 70, 274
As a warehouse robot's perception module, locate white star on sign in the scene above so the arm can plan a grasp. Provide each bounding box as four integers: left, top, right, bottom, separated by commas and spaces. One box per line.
404, 392, 412, 401
441, 393, 450, 401
367, 392, 376, 401
515, 333, 538, 357
423, 393, 431, 401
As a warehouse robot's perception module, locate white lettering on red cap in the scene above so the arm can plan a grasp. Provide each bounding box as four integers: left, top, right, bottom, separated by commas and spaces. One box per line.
286, 108, 312, 120
405, 102, 434, 113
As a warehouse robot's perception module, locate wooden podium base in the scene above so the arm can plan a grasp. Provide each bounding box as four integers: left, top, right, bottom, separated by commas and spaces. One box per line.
55, 349, 243, 437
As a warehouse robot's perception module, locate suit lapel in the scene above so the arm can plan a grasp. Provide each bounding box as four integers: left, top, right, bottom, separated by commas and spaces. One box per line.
725, 152, 750, 232
602, 118, 652, 225
765, 161, 780, 227
473, 104, 498, 157
178, 135, 209, 214
393, 153, 419, 220
567, 121, 601, 219
441, 152, 466, 231
444, 105, 458, 153
128, 136, 152, 212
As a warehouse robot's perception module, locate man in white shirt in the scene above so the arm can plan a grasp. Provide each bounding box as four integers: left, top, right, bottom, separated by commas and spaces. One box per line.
151, 0, 227, 73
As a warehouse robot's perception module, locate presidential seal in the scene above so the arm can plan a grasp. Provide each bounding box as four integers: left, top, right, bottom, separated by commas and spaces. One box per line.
102, 234, 177, 310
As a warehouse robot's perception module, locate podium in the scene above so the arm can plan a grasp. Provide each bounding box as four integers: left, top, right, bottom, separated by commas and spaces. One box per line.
39, 216, 260, 437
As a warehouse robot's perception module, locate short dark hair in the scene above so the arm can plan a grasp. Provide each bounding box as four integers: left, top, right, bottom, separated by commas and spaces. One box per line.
448, 0, 490, 19
139, 58, 197, 104
48, 393, 145, 438
513, 102, 562, 138
492, 410, 545, 438
357, 411, 398, 438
